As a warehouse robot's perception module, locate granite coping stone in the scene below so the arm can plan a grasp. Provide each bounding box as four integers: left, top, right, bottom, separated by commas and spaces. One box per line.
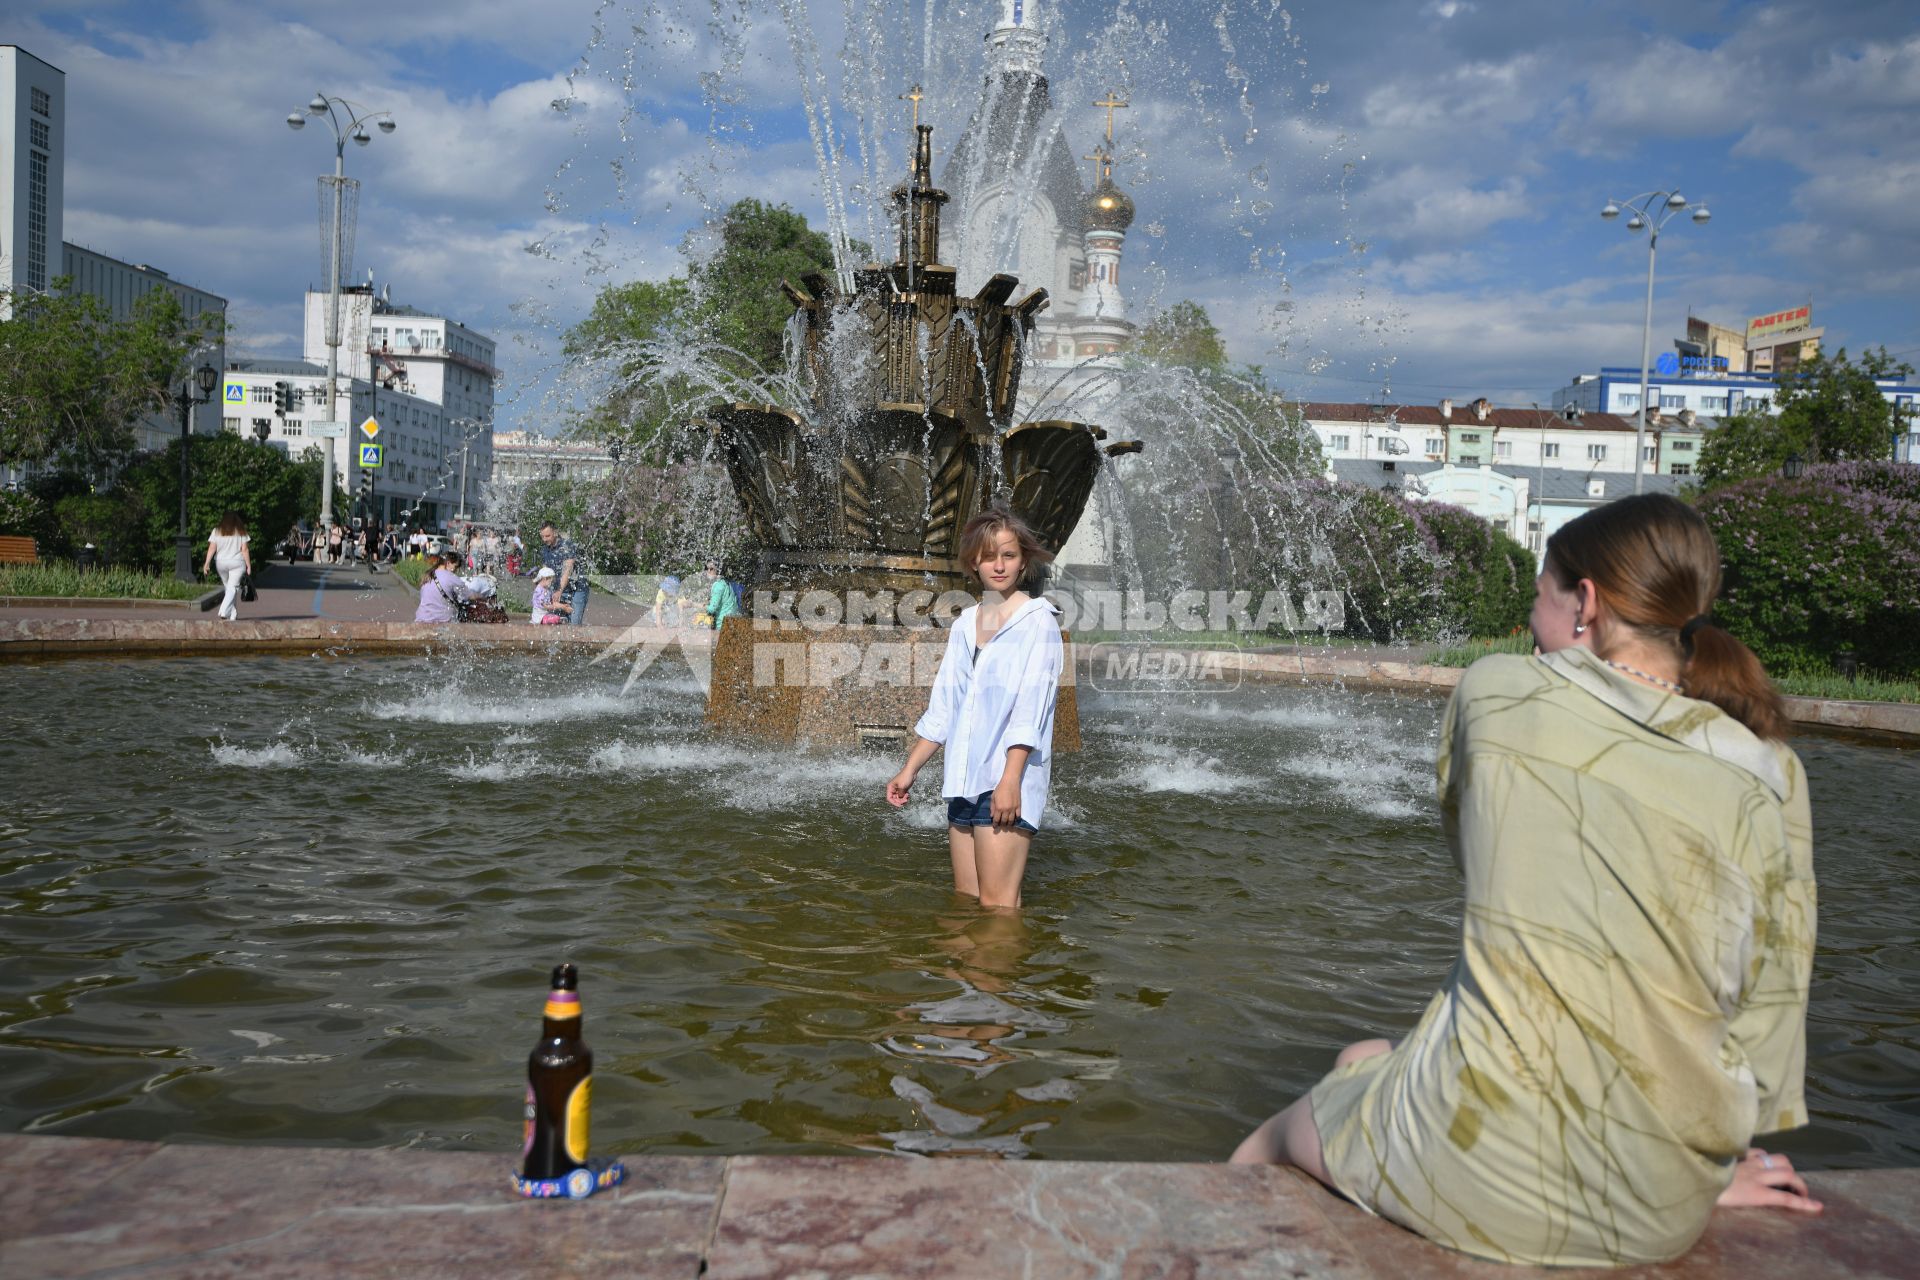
2, 619, 1914, 740
2, 1135, 1915, 1279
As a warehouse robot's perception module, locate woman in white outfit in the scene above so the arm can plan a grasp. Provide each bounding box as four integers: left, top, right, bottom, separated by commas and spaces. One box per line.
201, 510, 252, 621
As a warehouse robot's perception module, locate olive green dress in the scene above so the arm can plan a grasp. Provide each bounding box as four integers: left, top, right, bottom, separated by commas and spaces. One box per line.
1310, 648, 1816, 1266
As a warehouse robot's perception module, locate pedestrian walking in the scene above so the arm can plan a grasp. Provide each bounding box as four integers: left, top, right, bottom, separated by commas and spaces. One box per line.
201, 511, 253, 622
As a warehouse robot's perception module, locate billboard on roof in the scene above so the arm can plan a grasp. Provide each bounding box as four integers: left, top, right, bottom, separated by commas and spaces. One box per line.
1746, 305, 1812, 342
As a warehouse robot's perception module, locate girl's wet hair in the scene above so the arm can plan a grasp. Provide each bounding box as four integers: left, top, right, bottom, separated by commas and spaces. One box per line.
956, 508, 1053, 592
1545, 493, 1787, 740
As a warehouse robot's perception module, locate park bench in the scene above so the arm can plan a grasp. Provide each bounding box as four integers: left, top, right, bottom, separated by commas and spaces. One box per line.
0, 535, 38, 565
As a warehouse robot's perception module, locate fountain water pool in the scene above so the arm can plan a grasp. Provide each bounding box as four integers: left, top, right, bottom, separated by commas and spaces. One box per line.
1, 654, 1915, 1168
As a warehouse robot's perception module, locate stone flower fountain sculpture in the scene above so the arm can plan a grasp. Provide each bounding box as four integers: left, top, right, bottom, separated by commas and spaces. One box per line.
702, 124, 1140, 750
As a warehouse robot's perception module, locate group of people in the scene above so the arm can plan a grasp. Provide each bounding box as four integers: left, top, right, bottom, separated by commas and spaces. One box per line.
884, 501, 1819, 1268
231, 491, 1825, 1266
410, 521, 587, 626
650, 561, 742, 630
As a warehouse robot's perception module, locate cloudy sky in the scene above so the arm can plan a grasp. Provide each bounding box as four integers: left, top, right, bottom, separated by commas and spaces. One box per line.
12, 0, 1918, 430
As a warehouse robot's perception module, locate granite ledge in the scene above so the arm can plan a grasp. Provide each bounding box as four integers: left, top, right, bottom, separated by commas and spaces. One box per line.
2, 1135, 1914, 1280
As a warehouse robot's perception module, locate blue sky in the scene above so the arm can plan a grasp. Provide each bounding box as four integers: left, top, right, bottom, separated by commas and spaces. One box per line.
11, 0, 1918, 431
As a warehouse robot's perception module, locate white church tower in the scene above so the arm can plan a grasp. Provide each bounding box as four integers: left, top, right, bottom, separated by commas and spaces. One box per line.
943, 0, 1136, 376
943, 1, 1137, 581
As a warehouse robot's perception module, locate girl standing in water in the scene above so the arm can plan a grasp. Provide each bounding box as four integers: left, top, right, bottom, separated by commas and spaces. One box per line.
1232, 494, 1820, 1266
887, 510, 1064, 909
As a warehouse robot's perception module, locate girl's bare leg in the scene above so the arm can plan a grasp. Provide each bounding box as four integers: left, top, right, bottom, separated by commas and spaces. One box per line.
970, 825, 1030, 909
948, 824, 980, 898
1230, 1039, 1392, 1175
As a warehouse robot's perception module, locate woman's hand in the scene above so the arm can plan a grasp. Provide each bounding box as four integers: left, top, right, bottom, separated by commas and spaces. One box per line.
1716, 1148, 1822, 1215
990, 777, 1022, 831
886, 769, 915, 807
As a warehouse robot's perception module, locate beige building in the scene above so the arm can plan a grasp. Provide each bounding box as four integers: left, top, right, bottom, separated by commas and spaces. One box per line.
489, 432, 615, 487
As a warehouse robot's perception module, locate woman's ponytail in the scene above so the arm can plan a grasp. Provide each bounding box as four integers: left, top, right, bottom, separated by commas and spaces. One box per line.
1680, 618, 1789, 742
1545, 494, 1791, 742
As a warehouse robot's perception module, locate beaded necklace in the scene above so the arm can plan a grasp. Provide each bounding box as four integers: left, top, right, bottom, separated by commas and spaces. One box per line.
1601, 656, 1685, 695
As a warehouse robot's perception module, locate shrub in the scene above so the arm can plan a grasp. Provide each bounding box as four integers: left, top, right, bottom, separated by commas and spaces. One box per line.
1697, 461, 1920, 674
49, 490, 150, 566
1420, 503, 1535, 639
0, 488, 46, 538
1248, 478, 1532, 643
119, 434, 309, 570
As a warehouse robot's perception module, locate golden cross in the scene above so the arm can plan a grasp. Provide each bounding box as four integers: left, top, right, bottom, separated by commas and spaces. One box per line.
899, 84, 925, 131
1082, 147, 1106, 186
1094, 90, 1129, 143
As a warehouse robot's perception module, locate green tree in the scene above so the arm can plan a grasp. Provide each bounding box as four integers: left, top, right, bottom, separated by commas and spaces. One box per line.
1135, 299, 1230, 371
119, 433, 309, 570
1697, 346, 1912, 487
0, 280, 224, 482
566, 200, 856, 454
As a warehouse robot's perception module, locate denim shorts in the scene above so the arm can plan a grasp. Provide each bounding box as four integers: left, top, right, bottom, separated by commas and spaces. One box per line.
947, 791, 1037, 834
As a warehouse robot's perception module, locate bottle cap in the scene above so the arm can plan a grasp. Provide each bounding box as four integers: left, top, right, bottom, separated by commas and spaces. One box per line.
550, 963, 578, 991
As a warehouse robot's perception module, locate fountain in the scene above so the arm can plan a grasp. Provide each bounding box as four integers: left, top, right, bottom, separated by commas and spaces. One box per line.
701, 122, 1140, 751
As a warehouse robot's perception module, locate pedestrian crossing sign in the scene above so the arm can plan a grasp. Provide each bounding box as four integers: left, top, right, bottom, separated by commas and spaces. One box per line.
358, 442, 383, 469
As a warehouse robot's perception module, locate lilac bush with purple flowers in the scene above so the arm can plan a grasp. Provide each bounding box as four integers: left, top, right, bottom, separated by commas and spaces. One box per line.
1697, 461, 1920, 674
1253, 475, 1533, 643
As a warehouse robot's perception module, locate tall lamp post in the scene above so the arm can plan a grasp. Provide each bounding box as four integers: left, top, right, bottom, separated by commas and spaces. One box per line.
285, 92, 396, 547
1600, 190, 1711, 494
172, 362, 221, 582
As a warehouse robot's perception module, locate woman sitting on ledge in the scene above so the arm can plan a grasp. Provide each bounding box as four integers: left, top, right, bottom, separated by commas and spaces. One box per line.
1233, 494, 1822, 1267
412, 552, 467, 624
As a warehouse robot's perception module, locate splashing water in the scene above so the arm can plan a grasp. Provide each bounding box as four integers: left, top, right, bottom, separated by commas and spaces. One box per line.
507, 1, 1440, 642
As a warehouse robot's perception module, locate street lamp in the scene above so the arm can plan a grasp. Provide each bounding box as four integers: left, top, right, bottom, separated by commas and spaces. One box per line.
285, 91, 397, 551
1782, 451, 1804, 480
1600, 189, 1712, 494
172, 362, 222, 582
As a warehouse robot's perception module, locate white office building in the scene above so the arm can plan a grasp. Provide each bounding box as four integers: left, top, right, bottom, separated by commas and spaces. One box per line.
1554, 366, 1920, 461
2, 45, 228, 470
1, 46, 63, 302
1329, 457, 1686, 564
240, 282, 495, 527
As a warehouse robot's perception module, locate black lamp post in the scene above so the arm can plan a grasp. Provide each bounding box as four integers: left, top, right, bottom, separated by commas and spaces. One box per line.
252, 420, 272, 446
1781, 451, 1805, 480
173, 362, 222, 582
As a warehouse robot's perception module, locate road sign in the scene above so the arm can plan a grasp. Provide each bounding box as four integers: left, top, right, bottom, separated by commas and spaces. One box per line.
360, 416, 381, 439
358, 442, 383, 469
223, 380, 245, 404
308, 421, 346, 439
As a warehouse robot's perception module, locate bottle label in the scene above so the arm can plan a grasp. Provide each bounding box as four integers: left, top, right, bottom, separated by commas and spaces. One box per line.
544, 990, 581, 1019
522, 1085, 536, 1158
565, 1078, 591, 1163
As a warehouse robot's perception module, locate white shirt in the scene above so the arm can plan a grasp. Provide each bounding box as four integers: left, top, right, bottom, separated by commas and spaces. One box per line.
207, 531, 249, 567
913, 597, 1064, 829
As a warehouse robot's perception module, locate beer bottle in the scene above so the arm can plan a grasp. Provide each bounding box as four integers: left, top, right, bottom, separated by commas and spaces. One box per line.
522, 962, 593, 1181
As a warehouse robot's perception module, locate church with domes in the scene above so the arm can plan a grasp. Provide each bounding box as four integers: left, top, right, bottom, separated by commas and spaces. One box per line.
941, 0, 1137, 379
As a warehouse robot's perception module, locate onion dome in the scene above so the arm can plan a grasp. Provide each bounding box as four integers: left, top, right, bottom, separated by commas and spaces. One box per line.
1084, 165, 1134, 233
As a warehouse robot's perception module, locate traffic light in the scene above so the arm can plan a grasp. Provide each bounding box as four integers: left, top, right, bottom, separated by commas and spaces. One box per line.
272, 381, 292, 415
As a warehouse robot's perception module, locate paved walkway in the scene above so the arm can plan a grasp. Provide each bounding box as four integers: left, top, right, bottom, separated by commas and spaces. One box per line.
1, 1134, 1911, 1279
0, 559, 654, 628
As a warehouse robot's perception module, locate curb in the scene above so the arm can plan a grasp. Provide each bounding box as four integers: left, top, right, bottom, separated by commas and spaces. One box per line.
0, 590, 223, 611
0, 620, 1912, 740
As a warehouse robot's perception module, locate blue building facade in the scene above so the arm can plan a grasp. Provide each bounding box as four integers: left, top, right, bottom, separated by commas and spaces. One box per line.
1553, 365, 1920, 462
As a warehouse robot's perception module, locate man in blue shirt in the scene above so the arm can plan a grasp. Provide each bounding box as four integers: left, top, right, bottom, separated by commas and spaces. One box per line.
535, 522, 589, 624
